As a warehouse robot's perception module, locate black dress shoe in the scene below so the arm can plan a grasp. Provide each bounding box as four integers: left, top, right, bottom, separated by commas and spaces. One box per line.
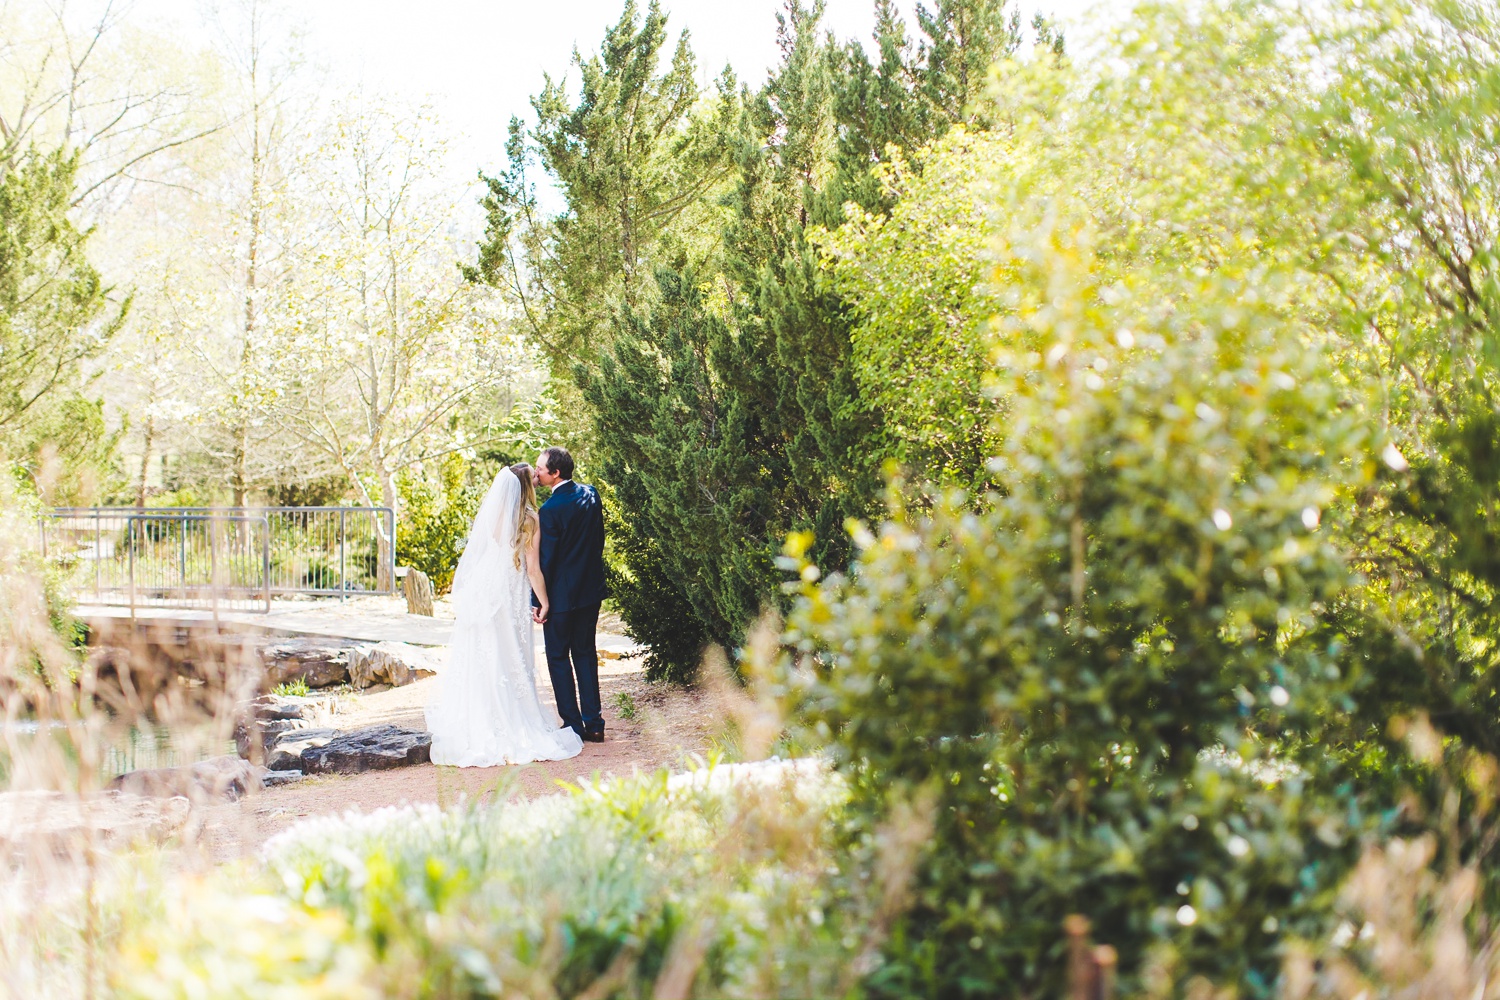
583, 728, 605, 743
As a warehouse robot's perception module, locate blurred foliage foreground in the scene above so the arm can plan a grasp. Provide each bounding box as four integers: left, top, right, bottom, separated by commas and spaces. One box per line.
5, 764, 853, 1000
18, 0, 1500, 996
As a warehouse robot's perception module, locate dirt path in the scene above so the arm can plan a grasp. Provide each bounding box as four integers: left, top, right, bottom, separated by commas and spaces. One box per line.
200, 652, 725, 857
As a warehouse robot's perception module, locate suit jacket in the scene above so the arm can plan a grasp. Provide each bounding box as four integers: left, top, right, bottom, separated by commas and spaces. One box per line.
534, 480, 607, 614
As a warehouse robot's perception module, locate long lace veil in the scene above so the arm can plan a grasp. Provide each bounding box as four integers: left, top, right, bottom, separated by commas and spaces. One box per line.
450, 467, 521, 623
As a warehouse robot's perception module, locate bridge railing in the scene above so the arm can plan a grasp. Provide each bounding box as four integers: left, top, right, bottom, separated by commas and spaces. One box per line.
41, 506, 396, 612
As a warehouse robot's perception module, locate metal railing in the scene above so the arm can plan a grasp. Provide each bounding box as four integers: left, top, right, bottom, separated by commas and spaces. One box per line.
42, 506, 396, 613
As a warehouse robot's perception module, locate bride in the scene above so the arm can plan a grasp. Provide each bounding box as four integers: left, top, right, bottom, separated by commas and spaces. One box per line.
426, 463, 584, 766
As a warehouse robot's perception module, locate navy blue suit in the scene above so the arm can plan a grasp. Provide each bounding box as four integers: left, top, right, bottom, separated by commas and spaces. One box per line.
534, 481, 607, 736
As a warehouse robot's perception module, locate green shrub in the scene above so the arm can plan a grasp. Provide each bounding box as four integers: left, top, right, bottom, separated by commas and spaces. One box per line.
266, 477, 349, 508
755, 1, 1500, 990
145, 486, 212, 508
603, 499, 720, 685
396, 453, 482, 596
271, 678, 310, 698
774, 242, 1387, 995
299, 555, 337, 591
350, 534, 379, 591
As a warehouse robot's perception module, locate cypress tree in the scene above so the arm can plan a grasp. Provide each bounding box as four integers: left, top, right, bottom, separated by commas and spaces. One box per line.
916, 0, 1023, 126
467, 0, 736, 359
476, 0, 1048, 681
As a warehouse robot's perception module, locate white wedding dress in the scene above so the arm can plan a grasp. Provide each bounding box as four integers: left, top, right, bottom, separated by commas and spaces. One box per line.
426, 468, 584, 766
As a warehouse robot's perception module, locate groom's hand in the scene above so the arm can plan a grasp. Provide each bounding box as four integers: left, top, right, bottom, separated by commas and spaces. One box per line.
532, 606, 547, 624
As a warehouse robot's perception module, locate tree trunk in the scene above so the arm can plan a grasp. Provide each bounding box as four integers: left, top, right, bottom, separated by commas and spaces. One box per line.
377, 466, 397, 592
136, 412, 154, 507
232, 414, 248, 507
234, 0, 265, 511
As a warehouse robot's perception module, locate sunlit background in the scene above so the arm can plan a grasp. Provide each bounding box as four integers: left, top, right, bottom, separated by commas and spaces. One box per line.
131, 0, 1115, 189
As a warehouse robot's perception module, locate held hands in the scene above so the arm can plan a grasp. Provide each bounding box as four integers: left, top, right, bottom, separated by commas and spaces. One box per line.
532, 602, 549, 624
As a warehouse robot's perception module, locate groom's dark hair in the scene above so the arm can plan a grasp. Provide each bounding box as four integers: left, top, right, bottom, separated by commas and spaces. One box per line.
541, 446, 574, 480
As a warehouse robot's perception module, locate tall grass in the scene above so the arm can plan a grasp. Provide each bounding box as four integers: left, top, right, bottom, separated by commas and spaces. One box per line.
75, 762, 858, 999
0, 469, 263, 998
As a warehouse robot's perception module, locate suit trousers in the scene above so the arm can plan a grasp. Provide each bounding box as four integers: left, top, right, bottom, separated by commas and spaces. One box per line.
542, 602, 603, 736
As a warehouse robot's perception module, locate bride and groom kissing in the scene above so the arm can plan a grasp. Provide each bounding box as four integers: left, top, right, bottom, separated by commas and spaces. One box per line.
425, 446, 606, 767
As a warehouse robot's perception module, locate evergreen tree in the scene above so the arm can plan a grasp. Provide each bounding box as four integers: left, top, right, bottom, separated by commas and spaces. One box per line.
724, 0, 885, 577
477, 0, 1050, 681
0, 148, 126, 494
916, 0, 1023, 126
581, 270, 776, 676
832, 1, 927, 210
468, 0, 736, 359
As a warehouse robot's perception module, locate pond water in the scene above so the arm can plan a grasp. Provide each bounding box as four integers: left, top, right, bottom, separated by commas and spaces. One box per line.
0, 721, 236, 782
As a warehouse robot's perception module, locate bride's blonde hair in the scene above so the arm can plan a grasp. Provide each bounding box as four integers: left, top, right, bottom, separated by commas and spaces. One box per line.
509, 463, 538, 568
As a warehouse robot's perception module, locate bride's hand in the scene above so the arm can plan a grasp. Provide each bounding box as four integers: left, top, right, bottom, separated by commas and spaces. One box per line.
533, 602, 549, 624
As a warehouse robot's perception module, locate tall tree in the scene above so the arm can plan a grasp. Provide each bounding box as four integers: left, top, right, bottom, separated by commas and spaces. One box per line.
916, 0, 1022, 126
0, 0, 219, 497
468, 0, 737, 360
831, 0, 926, 209
485, 0, 1048, 680
213, 0, 303, 507
0, 153, 120, 501
0, 1, 223, 208
283, 99, 531, 587
0, 150, 120, 432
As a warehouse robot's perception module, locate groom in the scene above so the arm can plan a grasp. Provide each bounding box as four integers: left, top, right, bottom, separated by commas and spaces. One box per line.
532, 446, 607, 743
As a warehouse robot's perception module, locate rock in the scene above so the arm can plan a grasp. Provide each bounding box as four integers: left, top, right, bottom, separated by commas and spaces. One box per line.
299, 724, 432, 775
261, 638, 357, 689
345, 647, 381, 690
265, 728, 337, 771
255, 697, 309, 721
403, 567, 435, 616
262, 770, 306, 787
347, 642, 441, 690
251, 692, 340, 724
110, 755, 267, 802
235, 716, 297, 759
236, 691, 343, 760
0, 790, 191, 857
265, 747, 301, 771
237, 714, 341, 760
269, 726, 339, 750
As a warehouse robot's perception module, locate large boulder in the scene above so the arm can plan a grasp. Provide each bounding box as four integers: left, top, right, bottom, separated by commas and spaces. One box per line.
299, 724, 431, 774
235, 692, 342, 760
265, 727, 337, 771
260, 638, 357, 689
346, 641, 442, 689
235, 716, 301, 759
250, 692, 340, 724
